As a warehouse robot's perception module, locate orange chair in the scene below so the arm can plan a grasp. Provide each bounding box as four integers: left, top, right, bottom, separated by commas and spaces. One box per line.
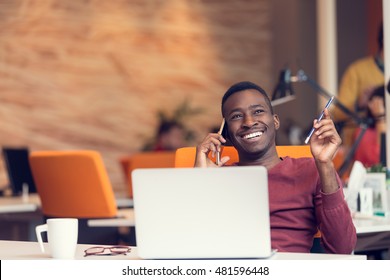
174, 146, 238, 167
29, 150, 120, 244
175, 145, 312, 167
119, 151, 176, 198
276, 145, 312, 158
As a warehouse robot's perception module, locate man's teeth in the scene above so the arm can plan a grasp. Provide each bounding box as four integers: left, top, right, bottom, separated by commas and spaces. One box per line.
243, 132, 263, 139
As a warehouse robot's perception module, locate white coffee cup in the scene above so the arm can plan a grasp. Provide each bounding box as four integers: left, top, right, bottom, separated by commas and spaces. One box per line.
35, 218, 78, 259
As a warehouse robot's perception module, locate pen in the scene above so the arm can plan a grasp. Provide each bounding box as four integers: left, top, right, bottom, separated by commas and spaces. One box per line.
216, 118, 225, 165
304, 96, 335, 144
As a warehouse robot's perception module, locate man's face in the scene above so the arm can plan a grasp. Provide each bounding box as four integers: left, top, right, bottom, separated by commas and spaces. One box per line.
222, 89, 280, 157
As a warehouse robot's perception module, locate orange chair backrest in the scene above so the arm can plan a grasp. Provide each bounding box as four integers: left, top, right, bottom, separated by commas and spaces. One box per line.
174, 146, 238, 167
29, 150, 117, 218
120, 151, 176, 198
174, 145, 312, 167
276, 145, 312, 158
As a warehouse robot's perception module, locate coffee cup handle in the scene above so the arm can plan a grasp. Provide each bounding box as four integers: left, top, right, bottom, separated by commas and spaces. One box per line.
35, 224, 48, 253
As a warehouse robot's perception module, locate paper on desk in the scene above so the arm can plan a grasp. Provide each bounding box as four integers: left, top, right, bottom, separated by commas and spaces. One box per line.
359, 188, 373, 216
345, 161, 366, 213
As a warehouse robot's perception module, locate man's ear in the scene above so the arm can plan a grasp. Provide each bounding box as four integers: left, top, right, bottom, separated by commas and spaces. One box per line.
273, 114, 280, 130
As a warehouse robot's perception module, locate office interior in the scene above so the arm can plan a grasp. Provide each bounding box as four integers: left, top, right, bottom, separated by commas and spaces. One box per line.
0, 0, 389, 260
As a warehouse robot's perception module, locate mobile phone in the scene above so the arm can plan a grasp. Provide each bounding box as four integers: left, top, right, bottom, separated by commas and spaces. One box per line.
216, 119, 225, 164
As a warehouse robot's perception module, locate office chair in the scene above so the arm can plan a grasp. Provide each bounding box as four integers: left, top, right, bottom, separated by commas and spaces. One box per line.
174, 146, 238, 167
29, 150, 120, 245
119, 151, 176, 198
174, 145, 312, 167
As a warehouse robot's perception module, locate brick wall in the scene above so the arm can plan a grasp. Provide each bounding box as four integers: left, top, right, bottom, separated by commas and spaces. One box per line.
0, 0, 272, 194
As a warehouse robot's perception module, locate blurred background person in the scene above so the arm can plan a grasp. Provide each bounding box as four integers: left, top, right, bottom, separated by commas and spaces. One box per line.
141, 100, 202, 152
333, 22, 384, 153
353, 85, 386, 168
149, 120, 186, 151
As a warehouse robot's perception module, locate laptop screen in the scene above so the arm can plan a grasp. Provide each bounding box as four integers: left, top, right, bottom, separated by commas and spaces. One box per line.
132, 166, 272, 259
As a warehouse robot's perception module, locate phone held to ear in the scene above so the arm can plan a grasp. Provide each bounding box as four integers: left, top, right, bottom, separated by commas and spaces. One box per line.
216, 119, 225, 165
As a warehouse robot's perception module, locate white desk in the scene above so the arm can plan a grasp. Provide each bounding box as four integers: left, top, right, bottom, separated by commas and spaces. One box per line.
352, 214, 390, 234
115, 197, 133, 208
0, 240, 366, 260
87, 213, 390, 256
87, 209, 135, 227
87, 211, 390, 234
88, 208, 135, 227
0, 194, 133, 214
2, 191, 388, 235
2, 193, 389, 253
352, 215, 390, 253
0, 195, 43, 241
0, 194, 41, 214
0, 194, 134, 242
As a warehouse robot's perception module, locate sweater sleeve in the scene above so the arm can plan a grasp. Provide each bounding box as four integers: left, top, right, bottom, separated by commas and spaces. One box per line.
316, 177, 357, 254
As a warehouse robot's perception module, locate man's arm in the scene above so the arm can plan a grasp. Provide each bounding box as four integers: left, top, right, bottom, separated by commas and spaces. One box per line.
309, 108, 342, 193
310, 109, 357, 253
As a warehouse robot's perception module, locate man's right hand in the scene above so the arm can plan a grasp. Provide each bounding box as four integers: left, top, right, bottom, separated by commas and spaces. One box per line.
194, 133, 229, 167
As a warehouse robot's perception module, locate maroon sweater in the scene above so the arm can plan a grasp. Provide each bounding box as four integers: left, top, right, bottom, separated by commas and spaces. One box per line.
241, 157, 357, 254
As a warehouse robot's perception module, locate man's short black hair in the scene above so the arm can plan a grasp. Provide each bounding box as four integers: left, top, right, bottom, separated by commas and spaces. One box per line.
221, 81, 273, 117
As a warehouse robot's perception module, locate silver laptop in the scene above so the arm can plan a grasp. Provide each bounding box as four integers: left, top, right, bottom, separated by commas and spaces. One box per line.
132, 166, 272, 259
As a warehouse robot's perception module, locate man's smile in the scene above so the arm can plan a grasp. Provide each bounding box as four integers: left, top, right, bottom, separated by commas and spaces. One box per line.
241, 131, 263, 140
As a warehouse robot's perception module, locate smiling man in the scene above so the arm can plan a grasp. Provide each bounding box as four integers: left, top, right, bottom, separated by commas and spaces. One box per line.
195, 81, 356, 254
